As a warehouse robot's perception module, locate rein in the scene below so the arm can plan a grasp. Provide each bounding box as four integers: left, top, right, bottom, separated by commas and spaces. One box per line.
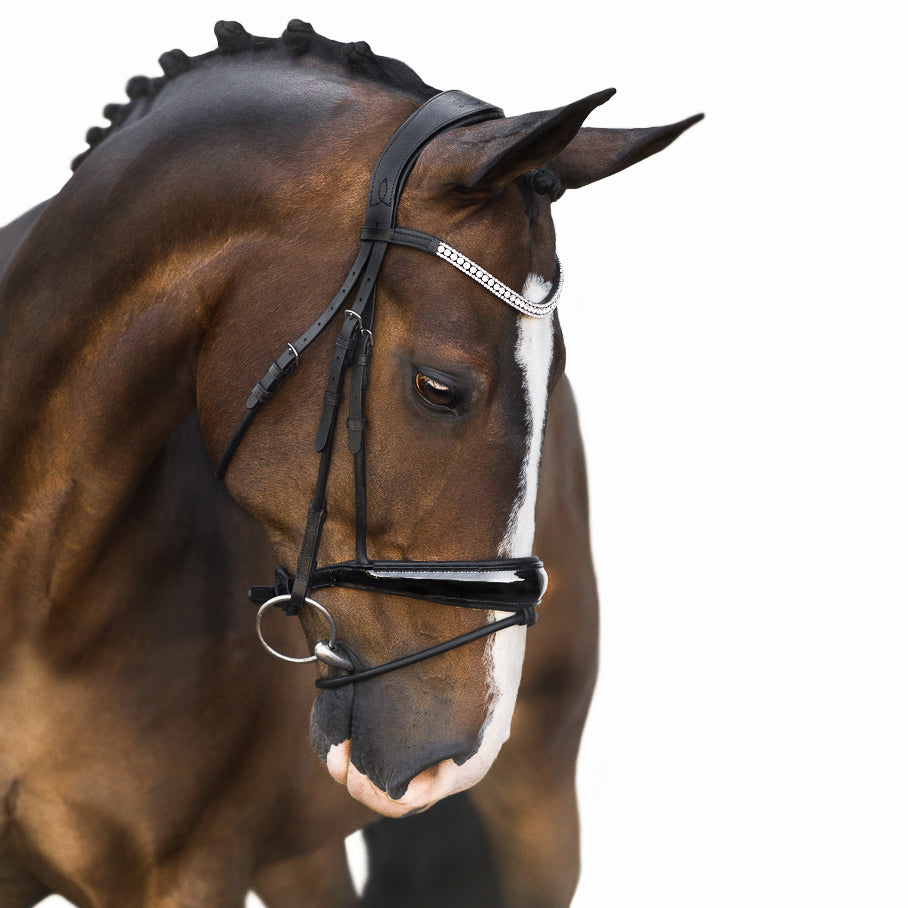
216, 90, 560, 688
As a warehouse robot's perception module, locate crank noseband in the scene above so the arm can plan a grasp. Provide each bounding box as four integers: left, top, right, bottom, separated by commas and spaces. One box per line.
217, 90, 559, 687
250, 558, 546, 688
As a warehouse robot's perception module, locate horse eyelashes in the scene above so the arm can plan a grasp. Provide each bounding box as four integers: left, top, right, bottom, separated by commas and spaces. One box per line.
415, 371, 458, 409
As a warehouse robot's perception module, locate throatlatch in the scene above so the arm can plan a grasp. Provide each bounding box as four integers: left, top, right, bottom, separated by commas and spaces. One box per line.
216, 90, 558, 688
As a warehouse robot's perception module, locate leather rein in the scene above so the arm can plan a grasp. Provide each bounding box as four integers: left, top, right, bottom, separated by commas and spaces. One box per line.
215, 91, 561, 689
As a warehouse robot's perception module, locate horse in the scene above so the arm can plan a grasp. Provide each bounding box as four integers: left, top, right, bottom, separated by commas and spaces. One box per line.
0, 20, 700, 908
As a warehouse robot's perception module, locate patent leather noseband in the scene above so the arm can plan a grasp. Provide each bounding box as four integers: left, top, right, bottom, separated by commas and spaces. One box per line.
217, 90, 558, 688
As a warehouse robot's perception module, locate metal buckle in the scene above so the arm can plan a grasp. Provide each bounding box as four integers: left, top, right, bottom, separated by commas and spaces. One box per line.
343, 309, 373, 344
256, 594, 353, 670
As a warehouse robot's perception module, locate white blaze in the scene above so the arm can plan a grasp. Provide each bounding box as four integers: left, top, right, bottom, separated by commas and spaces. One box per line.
467, 273, 556, 780
499, 273, 556, 559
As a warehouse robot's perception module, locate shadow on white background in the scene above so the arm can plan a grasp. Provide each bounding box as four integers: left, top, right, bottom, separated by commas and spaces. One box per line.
3, 1, 905, 905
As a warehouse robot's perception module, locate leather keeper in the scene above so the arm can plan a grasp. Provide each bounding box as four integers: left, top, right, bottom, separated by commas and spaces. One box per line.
346, 416, 367, 454
314, 404, 337, 453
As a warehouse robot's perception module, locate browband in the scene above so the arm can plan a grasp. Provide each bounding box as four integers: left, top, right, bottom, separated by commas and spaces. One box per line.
360, 227, 562, 318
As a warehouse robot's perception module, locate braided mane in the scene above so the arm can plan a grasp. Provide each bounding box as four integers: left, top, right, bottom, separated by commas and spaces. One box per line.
71, 19, 437, 171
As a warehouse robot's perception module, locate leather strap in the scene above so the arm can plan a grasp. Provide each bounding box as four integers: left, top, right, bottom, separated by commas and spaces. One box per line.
214, 242, 373, 479
314, 608, 535, 689
291, 502, 327, 613
360, 226, 440, 254
309, 558, 547, 609
250, 557, 547, 612
363, 91, 502, 232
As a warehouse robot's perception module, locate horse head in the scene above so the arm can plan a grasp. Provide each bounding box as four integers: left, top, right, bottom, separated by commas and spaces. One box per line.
186, 73, 696, 816
46, 26, 699, 818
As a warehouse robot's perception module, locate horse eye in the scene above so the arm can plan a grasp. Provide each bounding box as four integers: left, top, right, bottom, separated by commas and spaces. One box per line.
415, 372, 457, 409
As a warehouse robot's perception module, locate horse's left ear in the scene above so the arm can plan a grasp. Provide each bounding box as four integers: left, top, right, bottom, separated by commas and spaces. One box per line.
549, 113, 705, 193
418, 90, 703, 197
419, 89, 617, 193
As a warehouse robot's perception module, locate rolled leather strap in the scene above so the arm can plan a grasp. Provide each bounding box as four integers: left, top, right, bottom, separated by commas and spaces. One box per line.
314, 608, 536, 690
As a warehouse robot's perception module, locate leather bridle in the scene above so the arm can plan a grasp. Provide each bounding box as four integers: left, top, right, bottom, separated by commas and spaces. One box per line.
215, 90, 561, 689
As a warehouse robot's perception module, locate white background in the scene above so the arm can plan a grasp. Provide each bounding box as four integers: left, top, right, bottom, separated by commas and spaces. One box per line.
3, 2, 906, 906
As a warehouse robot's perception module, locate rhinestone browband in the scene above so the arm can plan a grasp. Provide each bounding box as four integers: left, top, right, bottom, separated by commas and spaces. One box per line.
436, 242, 562, 318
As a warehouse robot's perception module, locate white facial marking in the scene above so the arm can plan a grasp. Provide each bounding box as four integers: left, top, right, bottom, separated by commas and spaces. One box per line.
499, 274, 555, 559
454, 274, 555, 797
327, 277, 556, 818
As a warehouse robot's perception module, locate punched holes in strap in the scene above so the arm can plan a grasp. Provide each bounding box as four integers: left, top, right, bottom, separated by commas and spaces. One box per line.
313, 321, 360, 453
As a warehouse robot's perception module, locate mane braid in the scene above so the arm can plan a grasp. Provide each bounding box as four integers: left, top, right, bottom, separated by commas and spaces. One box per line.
70, 19, 437, 171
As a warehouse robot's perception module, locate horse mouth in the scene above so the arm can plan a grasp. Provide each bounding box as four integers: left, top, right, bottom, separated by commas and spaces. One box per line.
325, 739, 479, 817
310, 685, 499, 818
309, 620, 527, 817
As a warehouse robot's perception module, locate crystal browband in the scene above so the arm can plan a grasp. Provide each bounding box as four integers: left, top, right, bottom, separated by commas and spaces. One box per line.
436, 243, 561, 318
359, 226, 562, 318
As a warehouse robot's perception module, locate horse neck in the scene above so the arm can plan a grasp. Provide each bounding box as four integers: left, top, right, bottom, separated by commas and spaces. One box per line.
0, 65, 416, 616
0, 188, 226, 614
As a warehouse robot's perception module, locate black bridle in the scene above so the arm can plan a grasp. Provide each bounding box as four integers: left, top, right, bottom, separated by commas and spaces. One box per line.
216, 90, 560, 689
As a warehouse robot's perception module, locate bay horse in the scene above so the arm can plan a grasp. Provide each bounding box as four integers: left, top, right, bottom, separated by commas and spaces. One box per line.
0, 20, 700, 908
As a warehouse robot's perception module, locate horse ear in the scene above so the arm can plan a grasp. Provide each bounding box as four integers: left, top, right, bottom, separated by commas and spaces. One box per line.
549, 113, 705, 192
420, 89, 617, 193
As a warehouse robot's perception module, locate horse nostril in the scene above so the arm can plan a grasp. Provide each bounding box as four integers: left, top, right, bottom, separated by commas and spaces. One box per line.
383, 739, 476, 800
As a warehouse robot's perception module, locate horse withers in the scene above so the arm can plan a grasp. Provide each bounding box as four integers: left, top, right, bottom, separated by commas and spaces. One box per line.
0, 20, 700, 908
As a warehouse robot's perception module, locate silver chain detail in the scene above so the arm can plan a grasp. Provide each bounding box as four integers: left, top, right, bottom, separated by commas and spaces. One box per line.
436, 242, 561, 318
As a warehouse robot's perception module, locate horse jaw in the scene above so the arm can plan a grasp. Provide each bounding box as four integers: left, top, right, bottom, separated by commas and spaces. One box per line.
322, 276, 554, 817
